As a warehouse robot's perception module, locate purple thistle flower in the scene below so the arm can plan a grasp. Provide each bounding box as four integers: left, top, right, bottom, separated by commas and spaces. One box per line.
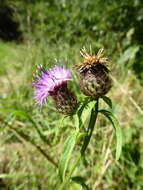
33, 65, 71, 105
33, 64, 77, 115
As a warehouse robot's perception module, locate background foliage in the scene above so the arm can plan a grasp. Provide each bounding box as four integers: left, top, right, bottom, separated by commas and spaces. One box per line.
0, 0, 143, 189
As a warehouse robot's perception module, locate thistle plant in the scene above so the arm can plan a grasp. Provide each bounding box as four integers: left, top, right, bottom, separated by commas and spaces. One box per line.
33, 47, 122, 190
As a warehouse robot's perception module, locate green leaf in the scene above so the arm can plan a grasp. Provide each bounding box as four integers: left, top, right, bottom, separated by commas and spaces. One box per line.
71, 176, 89, 190
77, 132, 88, 142
59, 133, 77, 181
99, 110, 123, 160
0, 108, 29, 119
101, 96, 112, 109
77, 100, 96, 129
117, 46, 139, 65
81, 100, 98, 154
1, 108, 48, 144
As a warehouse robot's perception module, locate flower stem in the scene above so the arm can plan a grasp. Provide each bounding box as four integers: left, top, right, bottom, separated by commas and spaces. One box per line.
59, 99, 99, 190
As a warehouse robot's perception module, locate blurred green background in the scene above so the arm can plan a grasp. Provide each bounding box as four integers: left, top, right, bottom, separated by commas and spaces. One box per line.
0, 0, 143, 189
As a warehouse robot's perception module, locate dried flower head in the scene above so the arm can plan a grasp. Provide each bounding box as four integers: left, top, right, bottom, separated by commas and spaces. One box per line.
76, 47, 112, 98
76, 47, 108, 74
33, 64, 77, 115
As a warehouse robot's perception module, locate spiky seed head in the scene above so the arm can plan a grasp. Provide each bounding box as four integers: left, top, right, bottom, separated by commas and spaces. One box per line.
76, 47, 112, 98
80, 64, 112, 98
76, 47, 108, 74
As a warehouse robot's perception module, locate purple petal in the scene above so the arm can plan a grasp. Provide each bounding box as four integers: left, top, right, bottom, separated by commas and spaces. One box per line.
33, 65, 72, 106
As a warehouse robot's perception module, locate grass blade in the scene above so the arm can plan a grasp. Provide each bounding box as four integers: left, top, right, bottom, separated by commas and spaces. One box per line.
1, 108, 49, 144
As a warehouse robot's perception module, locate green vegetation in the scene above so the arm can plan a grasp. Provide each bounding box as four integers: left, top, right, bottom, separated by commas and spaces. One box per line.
0, 0, 143, 189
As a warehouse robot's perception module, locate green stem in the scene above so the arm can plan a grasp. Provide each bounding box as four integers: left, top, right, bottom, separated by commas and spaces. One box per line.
59, 99, 99, 190
81, 99, 99, 154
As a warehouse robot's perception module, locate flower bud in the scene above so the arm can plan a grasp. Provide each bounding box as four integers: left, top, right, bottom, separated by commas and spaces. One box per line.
76, 47, 112, 98
80, 64, 112, 98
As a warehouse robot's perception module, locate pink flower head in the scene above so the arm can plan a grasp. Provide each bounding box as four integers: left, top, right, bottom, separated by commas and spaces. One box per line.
33, 65, 72, 106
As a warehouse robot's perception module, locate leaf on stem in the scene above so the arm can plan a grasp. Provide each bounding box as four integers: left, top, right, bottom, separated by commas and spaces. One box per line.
101, 96, 112, 109
71, 176, 89, 190
81, 100, 98, 154
99, 109, 123, 160
59, 133, 77, 181
77, 100, 96, 129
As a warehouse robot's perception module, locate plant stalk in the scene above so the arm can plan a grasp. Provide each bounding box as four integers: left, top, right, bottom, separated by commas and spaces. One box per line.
59, 99, 99, 190
81, 99, 99, 155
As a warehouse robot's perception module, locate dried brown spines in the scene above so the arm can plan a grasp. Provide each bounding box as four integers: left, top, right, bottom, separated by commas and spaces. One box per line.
76, 47, 108, 74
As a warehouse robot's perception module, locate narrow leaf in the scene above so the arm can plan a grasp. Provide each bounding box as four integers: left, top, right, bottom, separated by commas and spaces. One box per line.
77, 100, 96, 129
59, 134, 77, 181
117, 46, 139, 65
81, 100, 98, 154
77, 132, 88, 142
0, 108, 29, 119
1, 108, 48, 144
101, 96, 112, 108
71, 176, 89, 190
99, 109, 122, 160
